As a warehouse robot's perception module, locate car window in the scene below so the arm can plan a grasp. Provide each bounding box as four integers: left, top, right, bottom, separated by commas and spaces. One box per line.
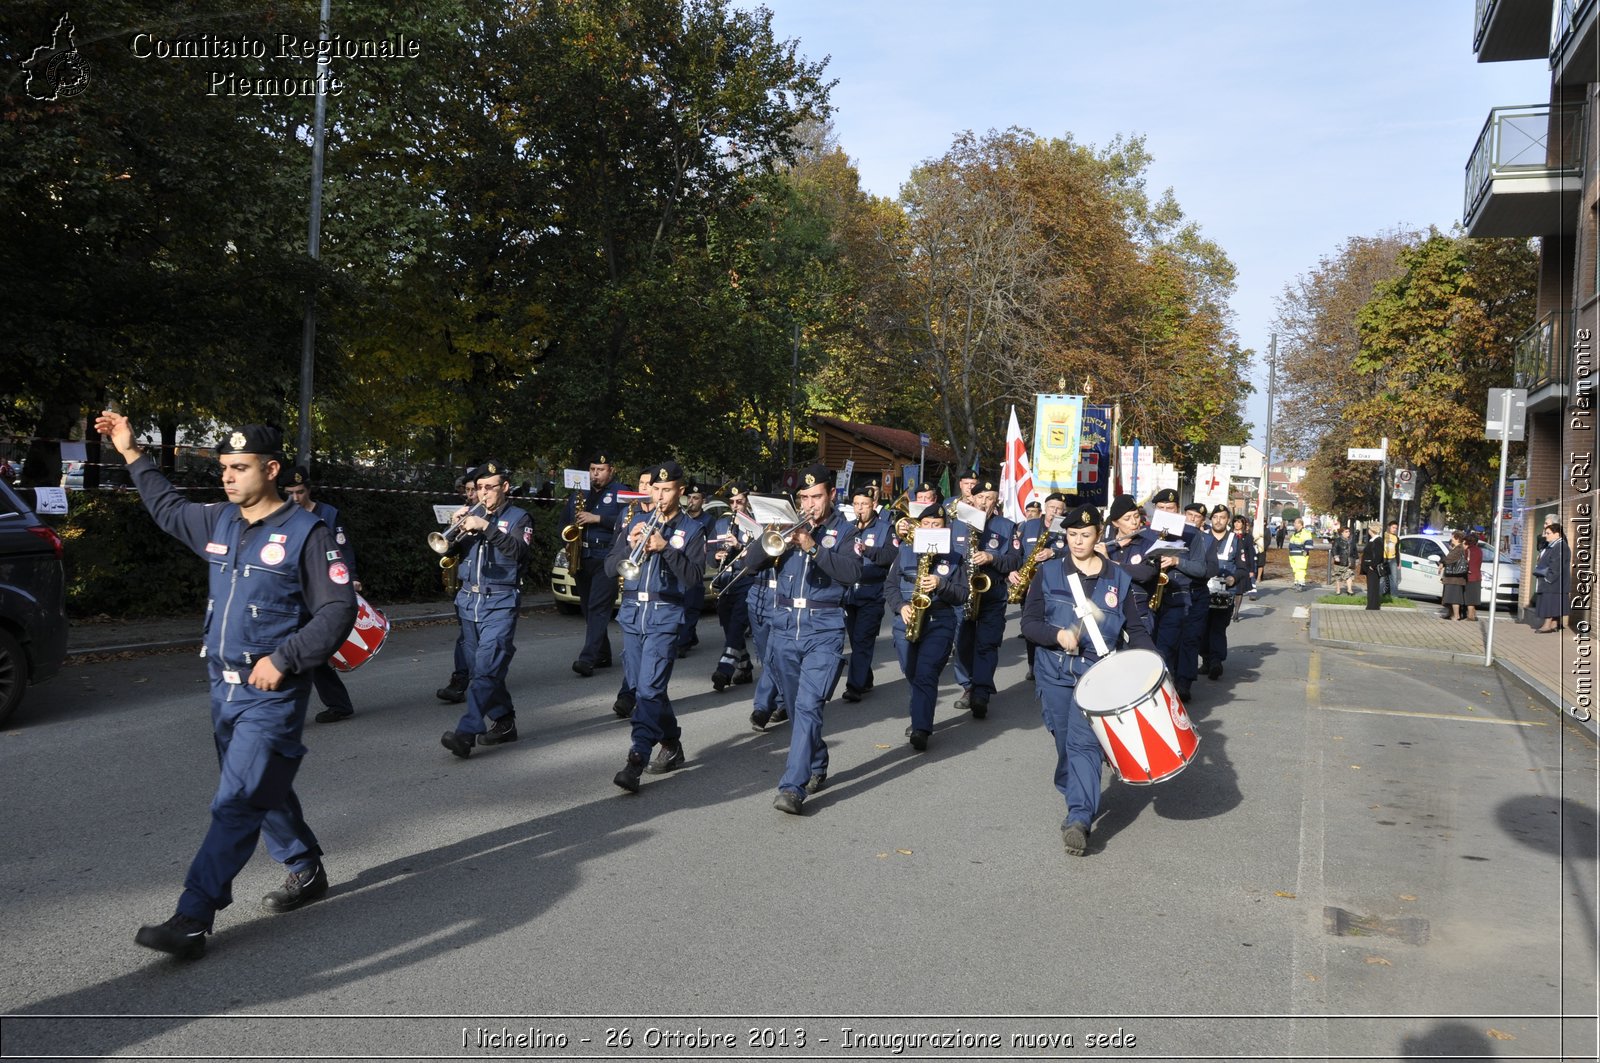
1417, 540, 1444, 560
1399, 538, 1425, 559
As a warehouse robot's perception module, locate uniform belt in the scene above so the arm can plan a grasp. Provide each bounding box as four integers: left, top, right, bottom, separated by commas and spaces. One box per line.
778, 595, 841, 610
766, 578, 778, 588
627, 591, 683, 603
463, 583, 516, 594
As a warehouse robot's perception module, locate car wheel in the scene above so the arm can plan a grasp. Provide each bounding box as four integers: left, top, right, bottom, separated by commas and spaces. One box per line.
0, 627, 28, 728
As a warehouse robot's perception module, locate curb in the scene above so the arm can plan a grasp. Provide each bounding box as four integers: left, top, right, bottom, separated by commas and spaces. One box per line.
1494, 653, 1599, 740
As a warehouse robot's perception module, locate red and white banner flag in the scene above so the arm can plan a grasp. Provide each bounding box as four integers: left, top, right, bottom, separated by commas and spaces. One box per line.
1000, 405, 1040, 523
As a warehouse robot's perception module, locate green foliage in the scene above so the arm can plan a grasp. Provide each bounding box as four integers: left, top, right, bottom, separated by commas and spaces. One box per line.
59, 493, 213, 618
1281, 505, 1301, 522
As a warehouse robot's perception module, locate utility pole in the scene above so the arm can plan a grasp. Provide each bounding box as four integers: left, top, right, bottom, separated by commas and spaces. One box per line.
786, 323, 799, 477
1256, 333, 1276, 543
296, 0, 332, 464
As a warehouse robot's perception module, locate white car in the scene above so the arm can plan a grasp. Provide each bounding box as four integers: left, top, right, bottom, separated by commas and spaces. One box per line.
1395, 533, 1519, 610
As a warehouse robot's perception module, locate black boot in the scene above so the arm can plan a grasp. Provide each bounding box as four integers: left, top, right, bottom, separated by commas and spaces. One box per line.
613, 753, 646, 793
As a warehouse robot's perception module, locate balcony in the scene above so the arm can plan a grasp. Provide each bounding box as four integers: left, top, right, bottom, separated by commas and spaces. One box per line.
1463, 105, 1584, 237
1512, 310, 1570, 410
1476, 0, 1553, 61
1551, 0, 1597, 85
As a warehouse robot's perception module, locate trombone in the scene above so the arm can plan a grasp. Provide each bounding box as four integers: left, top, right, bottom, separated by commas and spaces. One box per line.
430, 503, 486, 570
617, 510, 664, 581
761, 517, 816, 557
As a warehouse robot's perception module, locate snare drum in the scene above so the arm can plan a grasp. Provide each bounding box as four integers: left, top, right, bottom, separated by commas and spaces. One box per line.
1073, 648, 1198, 784
329, 594, 390, 672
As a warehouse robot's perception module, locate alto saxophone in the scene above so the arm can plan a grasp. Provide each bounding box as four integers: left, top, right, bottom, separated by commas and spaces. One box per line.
1007, 528, 1054, 604
561, 488, 593, 572
963, 530, 992, 621
905, 550, 934, 643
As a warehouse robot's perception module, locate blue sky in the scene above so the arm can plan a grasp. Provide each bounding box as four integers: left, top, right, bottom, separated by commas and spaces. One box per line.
748, 0, 1550, 457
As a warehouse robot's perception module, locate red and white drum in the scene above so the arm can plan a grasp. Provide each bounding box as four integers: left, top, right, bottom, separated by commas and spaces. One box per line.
329, 594, 389, 672
1074, 648, 1199, 784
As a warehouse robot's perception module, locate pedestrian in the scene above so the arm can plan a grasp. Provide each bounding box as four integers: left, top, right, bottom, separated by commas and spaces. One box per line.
1228, 515, 1258, 618
1383, 520, 1400, 597
1286, 517, 1314, 588
95, 412, 357, 960
439, 460, 533, 759
1021, 503, 1157, 857
1274, 521, 1286, 549
1463, 531, 1485, 621
282, 466, 361, 723
1440, 530, 1469, 621
1533, 521, 1571, 633
1361, 521, 1385, 610
1330, 525, 1356, 595
609, 461, 706, 793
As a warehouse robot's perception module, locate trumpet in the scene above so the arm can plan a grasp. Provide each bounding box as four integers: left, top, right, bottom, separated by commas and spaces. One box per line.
761, 517, 816, 557
430, 503, 486, 563
617, 510, 664, 581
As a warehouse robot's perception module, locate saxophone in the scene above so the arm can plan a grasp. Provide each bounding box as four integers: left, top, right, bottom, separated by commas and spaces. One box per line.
963, 526, 992, 621
561, 488, 592, 572
905, 550, 934, 643
1007, 527, 1054, 604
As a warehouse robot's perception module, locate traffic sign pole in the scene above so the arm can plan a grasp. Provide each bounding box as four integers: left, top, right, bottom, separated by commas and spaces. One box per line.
1486, 389, 1512, 667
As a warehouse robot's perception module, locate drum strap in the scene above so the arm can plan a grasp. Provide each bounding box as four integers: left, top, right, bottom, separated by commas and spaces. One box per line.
1065, 573, 1111, 658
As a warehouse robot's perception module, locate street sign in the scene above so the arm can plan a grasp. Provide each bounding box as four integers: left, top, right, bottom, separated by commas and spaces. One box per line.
1219, 445, 1241, 472
919, 432, 930, 448
1392, 467, 1415, 501
1347, 447, 1386, 461
1485, 387, 1527, 441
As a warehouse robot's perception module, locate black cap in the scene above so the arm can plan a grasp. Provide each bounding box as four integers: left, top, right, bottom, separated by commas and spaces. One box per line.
909, 498, 945, 520
280, 466, 311, 488
651, 460, 684, 484
1065, 504, 1102, 529
914, 480, 939, 495
1183, 502, 1206, 516
1151, 487, 1179, 505
477, 458, 509, 480
589, 451, 613, 466
1045, 492, 1068, 505
976, 476, 999, 494
216, 425, 282, 456
685, 480, 704, 495
850, 483, 875, 501
727, 479, 750, 496
797, 463, 832, 489
1108, 494, 1140, 522
1211, 504, 1232, 517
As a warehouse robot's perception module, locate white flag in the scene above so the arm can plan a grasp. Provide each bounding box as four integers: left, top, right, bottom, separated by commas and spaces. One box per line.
1000, 405, 1039, 523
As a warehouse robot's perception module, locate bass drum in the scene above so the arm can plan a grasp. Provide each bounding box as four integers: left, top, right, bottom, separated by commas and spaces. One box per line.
329, 594, 390, 672
1073, 648, 1199, 784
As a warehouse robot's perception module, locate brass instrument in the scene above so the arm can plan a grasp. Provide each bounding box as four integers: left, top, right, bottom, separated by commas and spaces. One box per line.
617, 509, 664, 582
961, 515, 992, 621
1149, 571, 1169, 612
1007, 525, 1056, 604
905, 549, 934, 643
561, 486, 595, 572
761, 517, 815, 557
430, 503, 487, 567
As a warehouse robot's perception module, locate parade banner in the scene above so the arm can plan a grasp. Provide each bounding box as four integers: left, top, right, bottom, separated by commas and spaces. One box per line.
1119, 445, 1157, 502
1077, 405, 1113, 507
1194, 463, 1229, 512
999, 405, 1039, 523
1031, 393, 1084, 492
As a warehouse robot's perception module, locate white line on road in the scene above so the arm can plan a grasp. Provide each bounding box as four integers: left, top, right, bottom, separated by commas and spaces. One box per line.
1320, 705, 1546, 727
1289, 648, 1330, 1056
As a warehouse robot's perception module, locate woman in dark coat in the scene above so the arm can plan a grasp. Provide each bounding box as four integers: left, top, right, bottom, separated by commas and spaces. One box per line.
1534, 522, 1571, 632
1361, 521, 1385, 610
1463, 532, 1485, 621
1440, 530, 1468, 621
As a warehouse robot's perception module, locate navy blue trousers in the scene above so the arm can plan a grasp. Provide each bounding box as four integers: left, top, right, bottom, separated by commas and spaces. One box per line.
953, 597, 1007, 702
843, 593, 886, 693
575, 557, 613, 666
892, 607, 956, 732
453, 604, 518, 735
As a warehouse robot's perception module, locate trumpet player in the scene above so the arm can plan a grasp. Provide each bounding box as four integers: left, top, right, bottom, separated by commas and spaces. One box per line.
744, 463, 862, 816
1104, 494, 1172, 635
1147, 490, 1216, 702
951, 476, 1020, 721
883, 498, 966, 751
1012, 491, 1069, 681
567, 453, 626, 680
674, 481, 712, 659
439, 460, 533, 760
436, 468, 479, 704
841, 484, 899, 703
607, 461, 706, 794
710, 483, 757, 691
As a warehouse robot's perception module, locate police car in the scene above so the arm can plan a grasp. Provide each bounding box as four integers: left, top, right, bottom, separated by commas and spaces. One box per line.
551, 499, 727, 614
1394, 532, 1520, 610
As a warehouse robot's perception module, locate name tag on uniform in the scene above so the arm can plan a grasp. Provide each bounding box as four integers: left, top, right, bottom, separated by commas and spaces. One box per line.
205, 542, 228, 555
222, 669, 243, 685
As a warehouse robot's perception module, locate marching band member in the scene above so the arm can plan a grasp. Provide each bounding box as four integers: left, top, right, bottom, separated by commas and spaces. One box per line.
567, 453, 626, 679
282, 466, 362, 723
1011, 492, 1068, 681
943, 469, 979, 520
841, 485, 899, 703
883, 498, 966, 751
674, 481, 712, 658
951, 476, 1020, 720
1103, 493, 1173, 633
709, 483, 757, 691
1146, 489, 1215, 701
1204, 505, 1247, 679
608, 461, 706, 793
742, 464, 862, 815
439, 460, 533, 759
436, 467, 478, 704
611, 470, 654, 719
1022, 504, 1156, 857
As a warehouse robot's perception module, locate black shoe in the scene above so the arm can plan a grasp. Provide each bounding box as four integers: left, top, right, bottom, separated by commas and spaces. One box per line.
773, 790, 805, 815
572, 659, 595, 678
479, 715, 518, 746
1208, 663, 1223, 680
712, 671, 730, 692
134, 913, 209, 959
677, 646, 689, 659
804, 773, 827, 795
970, 699, 988, 720
440, 730, 474, 759
435, 684, 466, 704
314, 707, 354, 723
750, 708, 772, 732
613, 692, 636, 719
261, 863, 329, 913
909, 729, 930, 752
770, 706, 789, 725
645, 742, 686, 775
1062, 822, 1090, 856
954, 691, 972, 714
841, 686, 862, 703
613, 753, 645, 793
594, 655, 613, 669
732, 668, 754, 685
1026, 667, 1034, 681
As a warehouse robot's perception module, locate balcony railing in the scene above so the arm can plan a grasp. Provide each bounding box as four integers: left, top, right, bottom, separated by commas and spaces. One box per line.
1464, 104, 1584, 226
1512, 310, 1570, 392
1551, 0, 1596, 81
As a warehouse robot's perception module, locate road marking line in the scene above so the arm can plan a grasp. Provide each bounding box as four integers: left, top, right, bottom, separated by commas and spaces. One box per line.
1290, 648, 1329, 1056
1321, 705, 1545, 727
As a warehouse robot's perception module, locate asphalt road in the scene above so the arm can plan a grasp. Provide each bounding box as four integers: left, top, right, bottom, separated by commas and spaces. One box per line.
1, 585, 1595, 1062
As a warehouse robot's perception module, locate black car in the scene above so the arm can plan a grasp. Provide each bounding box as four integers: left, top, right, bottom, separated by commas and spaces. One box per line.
0, 480, 68, 724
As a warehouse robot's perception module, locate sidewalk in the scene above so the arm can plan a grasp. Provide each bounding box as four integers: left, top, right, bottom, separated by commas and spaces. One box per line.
64, 593, 556, 657
1312, 604, 1595, 739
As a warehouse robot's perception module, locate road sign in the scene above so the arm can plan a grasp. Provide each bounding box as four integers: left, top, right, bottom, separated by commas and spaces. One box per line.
1485, 387, 1527, 441
1347, 447, 1386, 461
1219, 445, 1241, 471
1392, 467, 1415, 501
919, 432, 930, 448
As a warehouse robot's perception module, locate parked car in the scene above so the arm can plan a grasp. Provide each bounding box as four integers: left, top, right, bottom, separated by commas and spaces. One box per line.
1395, 533, 1519, 609
61, 460, 130, 490
0, 480, 69, 724
551, 499, 728, 614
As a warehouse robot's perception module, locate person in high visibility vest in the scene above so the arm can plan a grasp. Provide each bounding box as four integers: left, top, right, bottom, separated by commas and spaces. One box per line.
1287, 517, 1315, 587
